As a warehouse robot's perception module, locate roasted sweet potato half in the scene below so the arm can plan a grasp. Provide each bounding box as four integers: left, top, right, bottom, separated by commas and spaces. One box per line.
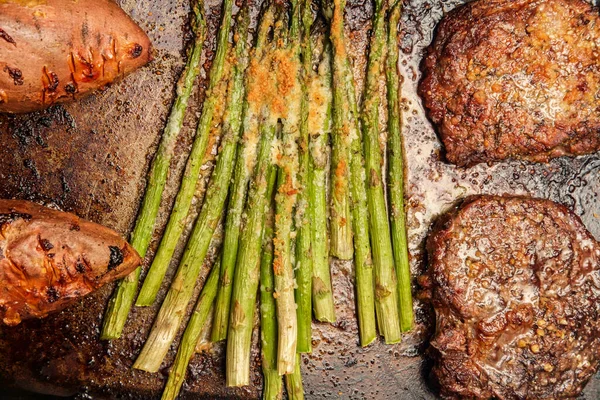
0, 0, 152, 113
0, 200, 141, 326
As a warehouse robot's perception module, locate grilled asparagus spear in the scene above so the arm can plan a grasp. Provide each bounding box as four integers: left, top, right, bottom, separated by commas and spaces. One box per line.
361, 0, 402, 344
133, 5, 250, 373
101, 0, 207, 340
386, 1, 413, 332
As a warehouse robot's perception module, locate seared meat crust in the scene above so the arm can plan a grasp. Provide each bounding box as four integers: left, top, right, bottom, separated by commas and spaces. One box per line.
0, 200, 140, 326
420, 0, 600, 166
427, 196, 600, 399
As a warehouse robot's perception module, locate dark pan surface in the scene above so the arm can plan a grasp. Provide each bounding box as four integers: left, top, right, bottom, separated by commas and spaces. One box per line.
0, 0, 599, 398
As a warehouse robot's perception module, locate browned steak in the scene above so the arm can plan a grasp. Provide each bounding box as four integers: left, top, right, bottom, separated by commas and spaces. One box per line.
419, 0, 600, 166
426, 196, 600, 399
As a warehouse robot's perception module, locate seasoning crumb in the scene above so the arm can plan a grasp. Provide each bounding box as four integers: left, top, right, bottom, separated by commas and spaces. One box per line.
530, 344, 540, 354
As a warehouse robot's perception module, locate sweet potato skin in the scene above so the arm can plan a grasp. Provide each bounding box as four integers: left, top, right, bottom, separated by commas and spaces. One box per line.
0, 200, 141, 326
0, 0, 152, 113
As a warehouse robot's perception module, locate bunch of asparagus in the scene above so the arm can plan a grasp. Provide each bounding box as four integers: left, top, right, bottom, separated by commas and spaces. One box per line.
100, 0, 412, 397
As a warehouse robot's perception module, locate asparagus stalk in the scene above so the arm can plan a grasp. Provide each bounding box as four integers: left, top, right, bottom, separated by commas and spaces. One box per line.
322, 0, 377, 346
285, 354, 305, 400
100, 2, 207, 340
294, 0, 315, 354
387, 2, 413, 332
273, 0, 302, 373
161, 259, 220, 400
321, 3, 353, 262
308, 35, 336, 323
226, 120, 278, 387
134, 0, 236, 307
361, 0, 402, 343
211, 4, 276, 342
133, 8, 251, 373
260, 191, 283, 400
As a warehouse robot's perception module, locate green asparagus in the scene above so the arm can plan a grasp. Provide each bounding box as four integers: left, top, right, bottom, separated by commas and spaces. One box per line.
387, 2, 413, 332
285, 354, 305, 400
226, 119, 278, 387
160, 259, 220, 400
134, 0, 236, 307
321, 3, 353, 262
308, 35, 336, 323
211, 4, 276, 342
133, 6, 250, 373
101, 1, 207, 340
260, 191, 282, 400
294, 0, 315, 354
323, 0, 378, 347
361, 0, 402, 343
273, 0, 303, 373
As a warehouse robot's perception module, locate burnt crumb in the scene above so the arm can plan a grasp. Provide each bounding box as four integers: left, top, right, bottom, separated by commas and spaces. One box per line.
129, 43, 143, 59
76, 255, 90, 273
69, 223, 80, 231
344, 358, 358, 368
45, 71, 59, 92
64, 82, 78, 94
0, 28, 16, 46
0, 212, 32, 225
76, 260, 86, 273
38, 236, 54, 252
3, 66, 23, 85
46, 287, 59, 303
107, 246, 124, 271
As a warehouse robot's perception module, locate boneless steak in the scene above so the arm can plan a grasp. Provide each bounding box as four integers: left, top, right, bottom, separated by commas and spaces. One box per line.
426, 196, 600, 399
420, 0, 600, 166
0, 200, 140, 326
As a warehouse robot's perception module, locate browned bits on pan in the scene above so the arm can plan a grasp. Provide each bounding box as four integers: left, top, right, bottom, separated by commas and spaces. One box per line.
129, 43, 143, 58
0, 28, 16, 46
3, 66, 23, 85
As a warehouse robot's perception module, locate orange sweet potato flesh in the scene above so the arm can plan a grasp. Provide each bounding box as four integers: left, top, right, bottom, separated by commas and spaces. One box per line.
0, 0, 152, 113
0, 200, 141, 326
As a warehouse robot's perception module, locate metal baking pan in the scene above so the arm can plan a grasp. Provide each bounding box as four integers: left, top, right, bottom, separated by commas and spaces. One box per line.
0, 0, 598, 398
